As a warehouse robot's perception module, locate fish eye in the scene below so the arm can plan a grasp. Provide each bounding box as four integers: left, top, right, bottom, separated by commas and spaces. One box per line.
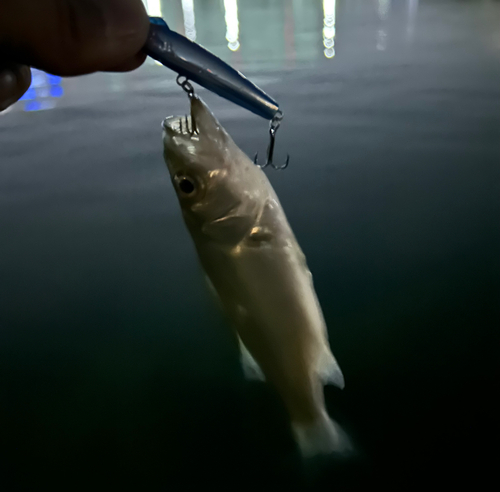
174, 174, 197, 197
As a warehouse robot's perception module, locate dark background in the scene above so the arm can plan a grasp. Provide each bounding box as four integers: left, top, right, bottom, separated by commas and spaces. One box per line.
1, 1, 498, 490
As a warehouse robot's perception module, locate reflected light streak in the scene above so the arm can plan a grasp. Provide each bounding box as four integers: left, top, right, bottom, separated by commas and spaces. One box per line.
378, 0, 390, 20
323, 0, 336, 58
283, 0, 295, 65
224, 0, 240, 51
144, 0, 162, 17
18, 69, 63, 112
182, 0, 197, 41
377, 0, 391, 51
143, 1, 163, 64
406, 0, 418, 40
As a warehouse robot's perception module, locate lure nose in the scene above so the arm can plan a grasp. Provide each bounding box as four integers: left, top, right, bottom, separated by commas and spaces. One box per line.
143, 17, 279, 120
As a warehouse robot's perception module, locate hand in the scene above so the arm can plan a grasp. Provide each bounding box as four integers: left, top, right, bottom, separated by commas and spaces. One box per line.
0, 0, 150, 111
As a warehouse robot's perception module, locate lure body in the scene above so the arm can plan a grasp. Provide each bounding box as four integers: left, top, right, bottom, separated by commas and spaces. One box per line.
144, 17, 279, 120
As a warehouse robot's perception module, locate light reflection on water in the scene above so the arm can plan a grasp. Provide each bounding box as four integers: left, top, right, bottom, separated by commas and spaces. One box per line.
2, 0, 430, 115
181, 0, 197, 41
376, 0, 391, 51
17, 69, 64, 112
406, 0, 419, 41
323, 0, 337, 58
224, 0, 240, 52
144, 0, 162, 17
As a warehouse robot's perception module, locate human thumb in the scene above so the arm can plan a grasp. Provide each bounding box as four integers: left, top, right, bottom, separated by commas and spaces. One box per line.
0, 0, 150, 76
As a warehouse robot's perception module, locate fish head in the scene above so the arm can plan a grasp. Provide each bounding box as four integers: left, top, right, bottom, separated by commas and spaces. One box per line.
162, 95, 264, 241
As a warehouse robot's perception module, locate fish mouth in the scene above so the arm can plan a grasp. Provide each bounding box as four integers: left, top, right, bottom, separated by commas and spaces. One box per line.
162, 95, 224, 143
162, 114, 198, 137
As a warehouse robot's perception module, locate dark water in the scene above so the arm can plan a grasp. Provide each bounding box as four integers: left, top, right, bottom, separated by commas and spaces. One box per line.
1, 0, 499, 489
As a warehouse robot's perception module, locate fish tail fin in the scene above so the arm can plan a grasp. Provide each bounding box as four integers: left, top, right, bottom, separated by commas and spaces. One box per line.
292, 412, 352, 458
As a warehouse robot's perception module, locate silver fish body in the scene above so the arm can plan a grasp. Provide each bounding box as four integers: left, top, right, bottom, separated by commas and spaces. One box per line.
162, 96, 350, 457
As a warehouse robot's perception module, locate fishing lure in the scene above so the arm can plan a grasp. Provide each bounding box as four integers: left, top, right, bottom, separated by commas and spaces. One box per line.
143, 17, 288, 169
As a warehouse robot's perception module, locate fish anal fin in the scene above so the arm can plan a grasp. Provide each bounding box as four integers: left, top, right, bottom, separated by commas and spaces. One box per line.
238, 336, 265, 381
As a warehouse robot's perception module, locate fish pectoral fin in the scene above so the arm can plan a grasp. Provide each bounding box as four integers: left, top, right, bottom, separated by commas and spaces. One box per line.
247, 226, 274, 245
204, 275, 224, 310
238, 337, 265, 381
317, 349, 345, 389
202, 215, 252, 243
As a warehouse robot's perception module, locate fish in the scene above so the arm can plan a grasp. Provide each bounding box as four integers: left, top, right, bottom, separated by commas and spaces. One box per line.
161, 95, 351, 457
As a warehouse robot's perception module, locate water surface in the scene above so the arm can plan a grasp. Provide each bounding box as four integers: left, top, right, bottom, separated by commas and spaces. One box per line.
1, 1, 498, 489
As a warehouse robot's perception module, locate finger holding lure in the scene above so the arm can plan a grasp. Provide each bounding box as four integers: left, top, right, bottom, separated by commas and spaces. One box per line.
143, 16, 289, 170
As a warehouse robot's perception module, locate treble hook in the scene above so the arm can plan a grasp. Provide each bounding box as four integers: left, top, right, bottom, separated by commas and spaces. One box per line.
254, 111, 290, 170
